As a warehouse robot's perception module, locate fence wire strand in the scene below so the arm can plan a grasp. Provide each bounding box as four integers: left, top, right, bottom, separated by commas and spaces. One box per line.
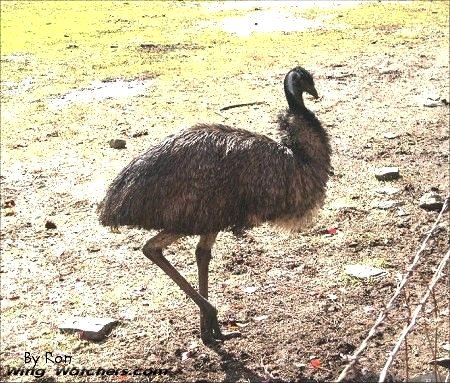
378, 248, 450, 382
337, 196, 449, 382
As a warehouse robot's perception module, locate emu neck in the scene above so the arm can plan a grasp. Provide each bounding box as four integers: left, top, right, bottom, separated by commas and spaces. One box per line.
284, 86, 305, 114
278, 106, 330, 172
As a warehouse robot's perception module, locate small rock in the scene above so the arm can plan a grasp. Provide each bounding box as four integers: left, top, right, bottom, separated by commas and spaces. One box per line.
254, 315, 269, 321
383, 132, 399, 139
423, 98, 441, 107
109, 139, 126, 149
58, 316, 118, 341
45, 220, 57, 229
5, 208, 15, 216
428, 357, 450, 369
3, 199, 15, 208
375, 186, 401, 195
344, 264, 388, 279
129, 130, 148, 138
181, 350, 193, 363
243, 286, 257, 294
374, 167, 400, 181
396, 208, 409, 217
372, 200, 404, 210
363, 305, 375, 314
419, 191, 444, 211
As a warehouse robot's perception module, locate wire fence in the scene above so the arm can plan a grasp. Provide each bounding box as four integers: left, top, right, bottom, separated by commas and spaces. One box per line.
336, 196, 450, 382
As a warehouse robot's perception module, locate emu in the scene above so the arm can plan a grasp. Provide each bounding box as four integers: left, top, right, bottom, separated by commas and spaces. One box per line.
98, 66, 332, 344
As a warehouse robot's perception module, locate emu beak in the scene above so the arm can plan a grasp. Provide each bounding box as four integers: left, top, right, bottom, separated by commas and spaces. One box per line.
309, 87, 319, 99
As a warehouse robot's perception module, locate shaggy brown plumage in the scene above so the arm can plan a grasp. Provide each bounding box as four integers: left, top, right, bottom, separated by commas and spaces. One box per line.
98, 66, 332, 344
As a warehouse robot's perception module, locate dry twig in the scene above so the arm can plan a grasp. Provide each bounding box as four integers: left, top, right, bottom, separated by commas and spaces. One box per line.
220, 101, 267, 111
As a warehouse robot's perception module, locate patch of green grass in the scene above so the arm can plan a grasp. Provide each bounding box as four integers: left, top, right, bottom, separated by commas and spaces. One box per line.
2, 1, 447, 91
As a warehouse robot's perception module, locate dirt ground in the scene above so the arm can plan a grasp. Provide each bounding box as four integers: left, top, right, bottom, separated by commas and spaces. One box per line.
1, 1, 449, 382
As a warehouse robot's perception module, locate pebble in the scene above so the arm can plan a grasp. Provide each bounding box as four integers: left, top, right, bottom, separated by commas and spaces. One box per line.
396, 208, 409, 217
375, 186, 401, 195
372, 200, 404, 210
423, 98, 441, 107
419, 191, 444, 211
374, 167, 400, 181
109, 139, 126, 149
344, 264, 388, 279
59, 316, 118, 341
45, 220, 57, 229
383, 132, 399, 139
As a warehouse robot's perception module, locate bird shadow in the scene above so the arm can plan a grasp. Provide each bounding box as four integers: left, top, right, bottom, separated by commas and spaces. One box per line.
207, 342, 264, 383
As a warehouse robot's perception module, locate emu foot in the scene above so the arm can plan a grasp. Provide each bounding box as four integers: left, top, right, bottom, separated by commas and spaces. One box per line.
200, 311, 241, 345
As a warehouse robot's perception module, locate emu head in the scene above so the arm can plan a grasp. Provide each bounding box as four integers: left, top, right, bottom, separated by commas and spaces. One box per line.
284, 67, 319, 103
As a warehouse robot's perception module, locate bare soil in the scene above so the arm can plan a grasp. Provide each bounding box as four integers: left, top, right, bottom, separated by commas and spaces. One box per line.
1, 2, 449, 382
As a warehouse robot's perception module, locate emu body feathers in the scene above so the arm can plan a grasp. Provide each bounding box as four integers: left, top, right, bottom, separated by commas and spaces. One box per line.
99, 121, 330, 234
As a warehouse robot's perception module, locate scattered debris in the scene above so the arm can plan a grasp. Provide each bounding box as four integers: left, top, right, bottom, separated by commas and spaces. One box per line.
371, 200, 404, 210
326, 227, 338, 235
383, 132, 399, 139
293, 362, 307, 369
129, 129, 148, 138
109, 139, 126, 149
423, 97, 442, 107
45, 220, 57, 229
254, 315, 269, 321
244, 286, 257, 294
375, 186, 401, 195
328, 293, 338, 301
180, 341, 199, 363
181, 350, 194, 363
58, 316, 118, 341
310, 358, 321, 369
374, 167, 400, 181
396, 208, 410, 217
428, 357, 450, 369
3, 199, 15, 208
267, 268, 284, 278
363, 305, 375, 314
3, 199, 15, 216
419, 191, 444, 211
344, 264, 388, 279
220, 101, 267, 111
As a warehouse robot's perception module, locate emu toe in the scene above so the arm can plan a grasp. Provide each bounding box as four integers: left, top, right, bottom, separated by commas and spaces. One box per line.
200, 312, 241, 345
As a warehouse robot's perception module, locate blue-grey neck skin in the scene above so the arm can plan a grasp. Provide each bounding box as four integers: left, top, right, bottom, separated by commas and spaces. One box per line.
284, 71, 305, 113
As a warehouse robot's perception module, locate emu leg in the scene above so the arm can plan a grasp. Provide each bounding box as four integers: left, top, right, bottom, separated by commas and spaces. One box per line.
143, 231, 222, 344
196, 233, 218, 300
196, 233, 241, 343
